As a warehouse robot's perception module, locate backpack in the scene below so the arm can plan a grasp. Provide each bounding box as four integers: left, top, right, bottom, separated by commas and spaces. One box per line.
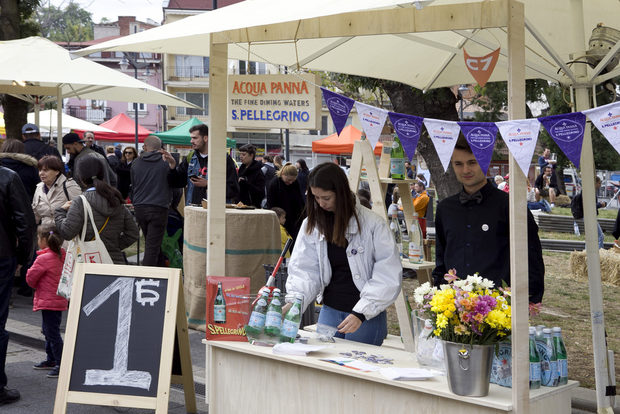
571, 192, 584, 219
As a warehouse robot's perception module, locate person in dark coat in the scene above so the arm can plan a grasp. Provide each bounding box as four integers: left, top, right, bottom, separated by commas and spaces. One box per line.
0, 139, 39, 200
21, 123, 61, 161
105, 145, 120, 172
237, 144, 266, 208
295, 158, 310, 202
266, 163, 306, 240
116, 146, 138, 200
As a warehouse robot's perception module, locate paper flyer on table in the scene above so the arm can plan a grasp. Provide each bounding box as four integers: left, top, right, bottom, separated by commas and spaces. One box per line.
320, 358, 381, 372
272, 343, 327, 356
379, 367, 438, 381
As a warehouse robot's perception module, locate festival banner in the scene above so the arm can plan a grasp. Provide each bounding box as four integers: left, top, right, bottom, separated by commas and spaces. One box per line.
583, 101, 620, 156
355, 102, 388, 149
463, 47, 500, 87
496, 119, 541, 178
388, 112, 424, 161
422, 118, 461, 172
321, 88, 355, 136
538, 112, 586, 168
458, 122, 498, 174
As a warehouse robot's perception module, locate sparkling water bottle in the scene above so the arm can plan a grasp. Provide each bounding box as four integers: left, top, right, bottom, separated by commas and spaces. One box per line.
280, 294, 303, 343
246, 289, 270, 338
539, 328, 559, 387
529, 327, 542, 389
264, 289, 283, 337
408, 212, 424, 264
213, 282, 226, 323
552, 327, 568, 385
390, 135, 406, 179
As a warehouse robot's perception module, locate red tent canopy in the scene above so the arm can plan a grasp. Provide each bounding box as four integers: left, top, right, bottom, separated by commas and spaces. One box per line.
312, 125, 382, 155
73, 113, 153, 143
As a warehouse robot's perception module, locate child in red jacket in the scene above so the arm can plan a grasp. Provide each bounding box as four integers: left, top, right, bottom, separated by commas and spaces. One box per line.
26, 225, 68, 379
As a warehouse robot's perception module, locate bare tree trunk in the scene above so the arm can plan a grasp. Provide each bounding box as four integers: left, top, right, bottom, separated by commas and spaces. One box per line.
380, 82, 462, 200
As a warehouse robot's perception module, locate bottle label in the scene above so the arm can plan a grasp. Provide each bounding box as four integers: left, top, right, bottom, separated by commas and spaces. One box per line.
265, 311, 282, 328
529, 362, 541, 381
536, 341, 554, 386
390, 159, 405, 177
214, 305, 226, 322
281, 319, 299, 338
558, 358, 568, 378
288, 306, 300, 316
409, 244, 422, 263
248, 311, 266, 329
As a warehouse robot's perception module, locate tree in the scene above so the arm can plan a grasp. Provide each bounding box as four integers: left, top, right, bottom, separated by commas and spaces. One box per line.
36, 0, 93, 43
0, 0, 40, 140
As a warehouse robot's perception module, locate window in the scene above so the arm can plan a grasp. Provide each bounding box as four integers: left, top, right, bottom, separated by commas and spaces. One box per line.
176, 92, 208, 116
175, 55, 209, 78
321, 116, 328, 135
238, 60, 247, 75
127, 102, 147, 112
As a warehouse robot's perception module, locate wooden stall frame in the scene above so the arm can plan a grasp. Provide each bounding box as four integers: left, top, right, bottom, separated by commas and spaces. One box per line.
53, 263, 196, 414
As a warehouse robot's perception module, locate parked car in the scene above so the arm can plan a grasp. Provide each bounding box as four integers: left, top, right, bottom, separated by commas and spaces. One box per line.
563, 168, 581, 198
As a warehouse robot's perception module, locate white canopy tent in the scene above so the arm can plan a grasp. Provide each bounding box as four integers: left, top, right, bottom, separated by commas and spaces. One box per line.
76, 1, 619, 412
27, 109, 116, 138
0, 36, 199, 151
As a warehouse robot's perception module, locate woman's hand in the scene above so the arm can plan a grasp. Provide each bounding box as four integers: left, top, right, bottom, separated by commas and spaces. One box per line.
61, 200, 72, 210
338, 314, 362, 334
281, 302, 292, 316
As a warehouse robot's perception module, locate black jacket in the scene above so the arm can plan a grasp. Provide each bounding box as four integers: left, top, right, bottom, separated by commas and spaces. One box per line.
23, 138, 61, 161
116, 160, 133, 199
433, 183, 545, 303
535, 172, 559, 192
130, 151, 173, 209
238, 159, 266, 208
0, 166, 36, 264
266, 177, 306, 240
0, 152, 40, 200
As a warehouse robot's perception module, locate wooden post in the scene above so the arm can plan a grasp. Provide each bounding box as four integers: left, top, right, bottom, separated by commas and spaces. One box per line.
507, 1, 529, 413
206, 35, 228, 276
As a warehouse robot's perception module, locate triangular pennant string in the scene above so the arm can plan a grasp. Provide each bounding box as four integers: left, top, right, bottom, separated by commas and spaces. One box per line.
388, 112, 424, 161
355, 102, 388, 149
496, 118, 541, 178
583, 101, 620, 156
538, 112, 586, 168
320, 87, 354, 136
422, 118, 461, 172
458, 122, 498, 174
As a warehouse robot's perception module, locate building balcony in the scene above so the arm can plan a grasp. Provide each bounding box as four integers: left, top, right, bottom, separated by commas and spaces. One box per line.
167, 66, 209, 81
66, 106, 112, 124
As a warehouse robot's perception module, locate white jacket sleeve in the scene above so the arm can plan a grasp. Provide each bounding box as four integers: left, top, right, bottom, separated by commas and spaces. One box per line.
285, 219, 322, 313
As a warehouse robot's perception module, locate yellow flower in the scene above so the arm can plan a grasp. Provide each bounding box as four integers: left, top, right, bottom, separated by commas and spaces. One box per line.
433, 328, 442, 336
437, 313, 449, 328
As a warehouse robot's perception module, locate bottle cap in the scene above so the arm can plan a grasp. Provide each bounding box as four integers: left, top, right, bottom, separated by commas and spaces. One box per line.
529, 326, 536, 335
552, 326, 561, 333
542, 328, 552, 334
273, 288, 281, 294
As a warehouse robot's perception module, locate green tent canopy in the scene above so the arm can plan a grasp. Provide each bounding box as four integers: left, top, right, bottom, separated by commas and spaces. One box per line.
154, 117, 236, 148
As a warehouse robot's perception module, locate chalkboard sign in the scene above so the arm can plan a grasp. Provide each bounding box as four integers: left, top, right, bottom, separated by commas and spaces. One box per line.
54, 263, 196, 414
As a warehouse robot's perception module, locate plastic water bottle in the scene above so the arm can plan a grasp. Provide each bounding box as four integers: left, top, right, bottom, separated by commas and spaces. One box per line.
246, 289, 270, 339
535, 325, 545, 341
573, 221, 580, 235
540, 328, 559, 387
529, 327, 542, 389
552, 327, 568, 385
264, 289, 282, 337
408, 212, 424, 264
280, 294, 303, 343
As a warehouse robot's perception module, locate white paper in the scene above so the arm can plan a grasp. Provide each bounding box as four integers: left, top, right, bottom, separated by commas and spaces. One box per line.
496, 118, 541, 178
272, 342, 327, 356
379, 367, 437, 381
355, 101, 388, 149
422, 118, 461, 172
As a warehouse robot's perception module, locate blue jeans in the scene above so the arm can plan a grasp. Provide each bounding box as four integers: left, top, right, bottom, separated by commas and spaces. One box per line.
0, 257, 17, 388
317, 304, 387, 346
42, 310, 63, 365
598, 222, 604, 249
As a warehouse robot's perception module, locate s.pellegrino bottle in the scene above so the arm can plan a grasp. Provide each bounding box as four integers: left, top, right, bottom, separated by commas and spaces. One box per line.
280, 294, 303, 343
213, 282, 226, 323
264, 288, 283, 337
529, 326, 542, 389
552, 327, 568, 385
540, 328, 559, 387
390, 211, 403, 257
408, 212, 424, 264
246, 289, 270, 338
390, 135, 406, 180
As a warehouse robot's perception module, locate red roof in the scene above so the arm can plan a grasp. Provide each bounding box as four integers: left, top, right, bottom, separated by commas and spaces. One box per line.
73, 113, 153, 143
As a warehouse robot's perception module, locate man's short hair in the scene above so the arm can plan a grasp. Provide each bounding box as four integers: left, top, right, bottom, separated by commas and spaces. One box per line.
144, 135, 162, 151
83, 131, 95, 139
106, 146, 115, 154
239, 144, 256, 156
454, 134, 472, 153
263, 155, 273, 163
189, 124, 209, 138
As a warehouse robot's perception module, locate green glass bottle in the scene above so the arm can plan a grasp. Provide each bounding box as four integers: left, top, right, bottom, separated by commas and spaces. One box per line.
264, 289, 283, 337
552, 327, 568, 385
213, 282, 226, 323
390, 135, 406, 180
246, 289, 270, 339
280, 294, 303, 343
529, 327, 541, 389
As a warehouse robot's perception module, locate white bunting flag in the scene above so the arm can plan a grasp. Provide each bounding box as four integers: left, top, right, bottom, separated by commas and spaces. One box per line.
496, 118, 541, 178
422, 118, 461, 172
583, 101, 620, 156
355, 102, 388, 149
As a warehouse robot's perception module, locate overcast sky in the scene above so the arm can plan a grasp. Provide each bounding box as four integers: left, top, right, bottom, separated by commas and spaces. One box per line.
49, 0, 164, 24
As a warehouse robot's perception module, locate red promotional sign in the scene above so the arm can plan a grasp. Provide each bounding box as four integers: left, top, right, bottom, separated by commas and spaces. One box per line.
463, 47, 500, 87
205, 276, 251, 341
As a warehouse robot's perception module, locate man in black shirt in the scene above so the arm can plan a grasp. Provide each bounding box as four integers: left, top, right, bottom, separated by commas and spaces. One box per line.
432, 137, 545, 303
21, 123, 62, 161
237, 144, 265, 208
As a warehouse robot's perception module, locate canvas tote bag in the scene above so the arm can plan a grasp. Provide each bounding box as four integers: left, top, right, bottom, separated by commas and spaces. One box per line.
57, 194, 113, 299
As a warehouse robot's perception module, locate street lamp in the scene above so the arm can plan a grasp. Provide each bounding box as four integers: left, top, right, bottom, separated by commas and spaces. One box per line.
458, 84, 469, 121
119, 53, 149, 151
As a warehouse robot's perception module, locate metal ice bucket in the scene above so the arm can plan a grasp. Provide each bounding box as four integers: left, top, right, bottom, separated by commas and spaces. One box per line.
442, 341, 494, 397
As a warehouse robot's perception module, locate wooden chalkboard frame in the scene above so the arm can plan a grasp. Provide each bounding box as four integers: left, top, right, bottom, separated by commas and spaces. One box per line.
53, 263, 196, 413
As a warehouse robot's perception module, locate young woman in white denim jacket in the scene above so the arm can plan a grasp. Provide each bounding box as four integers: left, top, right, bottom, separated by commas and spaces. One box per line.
284, 162, 402, 345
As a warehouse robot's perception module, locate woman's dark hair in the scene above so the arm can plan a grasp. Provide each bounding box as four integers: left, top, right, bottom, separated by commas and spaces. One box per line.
306, 162, 358, 247
296, 158, 309, 173
76, 160, 124, 207
38, 224, 64, 257
1, 139, 25, 153
38, 154, 65, 173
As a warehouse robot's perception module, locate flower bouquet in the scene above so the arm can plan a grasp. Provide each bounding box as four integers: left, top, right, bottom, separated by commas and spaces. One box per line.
413, 270, 512, 396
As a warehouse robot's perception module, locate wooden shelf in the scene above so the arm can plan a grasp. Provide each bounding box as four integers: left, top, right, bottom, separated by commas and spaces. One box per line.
401, 260, 435, 271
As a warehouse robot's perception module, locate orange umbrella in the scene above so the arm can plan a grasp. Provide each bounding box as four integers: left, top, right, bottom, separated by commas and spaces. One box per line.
312, 125, 383, 155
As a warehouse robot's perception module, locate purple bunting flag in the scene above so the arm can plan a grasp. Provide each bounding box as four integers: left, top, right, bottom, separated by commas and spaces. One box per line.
538, 112, 586, 168
388, 112, 424, 161
458, 122, 498, 174
321, 88, 355, 136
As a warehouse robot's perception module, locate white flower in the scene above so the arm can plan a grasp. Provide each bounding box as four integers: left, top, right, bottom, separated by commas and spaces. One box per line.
413, 282, 432, 304
439, 284, 451, 291
466, 274, 483, 285
453, 279, 468, 289
479, 278, 495, 289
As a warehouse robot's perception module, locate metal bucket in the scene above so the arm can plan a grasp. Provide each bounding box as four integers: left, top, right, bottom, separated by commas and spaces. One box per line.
442, 341, 494, 397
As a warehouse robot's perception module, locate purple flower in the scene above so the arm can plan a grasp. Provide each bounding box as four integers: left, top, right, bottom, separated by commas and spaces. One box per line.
474, 295, 497, 316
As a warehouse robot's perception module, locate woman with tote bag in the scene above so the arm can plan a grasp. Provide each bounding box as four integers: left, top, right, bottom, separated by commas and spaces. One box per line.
54, 158, 139, 265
